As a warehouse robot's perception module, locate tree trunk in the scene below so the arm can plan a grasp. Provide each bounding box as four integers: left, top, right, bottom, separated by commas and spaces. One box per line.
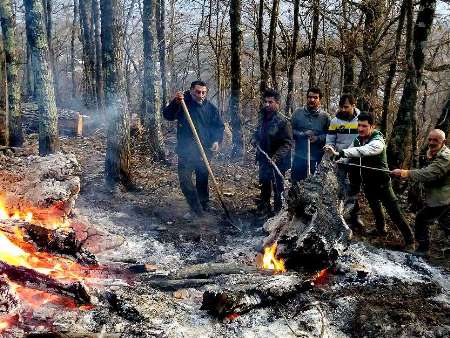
387, 0, 436, 170
101, 0, 131, 186
92, 0, 104, 111
24, 0, 59, 155
309, 0, 319, 88
155, 0, 168, 107
285, 0, 300, 114
256, 0, 265, 93
167, 0, 176, 92
43, 0, 58, 101
79, 0, 97, 108
262, 0, 279, 93
0, 38, 8, 145
142, 0, 165, 161
228, 0, 244, 158
381, 0, 407, 136
0, 0, 24, 147
71, 0, 79, 99
435, 87, 450, 137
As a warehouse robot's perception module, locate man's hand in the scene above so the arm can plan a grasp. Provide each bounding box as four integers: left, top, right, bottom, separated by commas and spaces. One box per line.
173, 91, 184, 102
390, 169, 409, 178
304, 130, 318, 143
323, 145, 339, 157
210, 142, 219, 152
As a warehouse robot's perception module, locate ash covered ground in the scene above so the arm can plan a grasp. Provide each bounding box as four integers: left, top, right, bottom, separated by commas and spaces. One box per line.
4, 132, 449, 338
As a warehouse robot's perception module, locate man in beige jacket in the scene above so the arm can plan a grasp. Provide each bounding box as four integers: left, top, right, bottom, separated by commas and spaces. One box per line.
391, 129, 450, 256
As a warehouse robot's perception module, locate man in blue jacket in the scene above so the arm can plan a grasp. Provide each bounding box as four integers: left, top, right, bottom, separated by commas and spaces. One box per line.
163, 81, 225, 218
291, 88, 330, 183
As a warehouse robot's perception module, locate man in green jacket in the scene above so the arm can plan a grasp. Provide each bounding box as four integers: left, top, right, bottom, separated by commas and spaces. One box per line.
324, 112, 414, 249
391, 129, 450, 256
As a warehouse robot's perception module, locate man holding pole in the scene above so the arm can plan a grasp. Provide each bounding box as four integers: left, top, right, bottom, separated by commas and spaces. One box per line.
390, 129, 450, 257
291, 88, 330, 183
163, 80, 225, 219
324, 112, 414, 249
252, 89, 293, 217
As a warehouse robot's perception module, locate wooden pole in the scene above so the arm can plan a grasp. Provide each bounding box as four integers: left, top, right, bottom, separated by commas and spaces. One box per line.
180, 99, 240, 231
307, 138, 311, 177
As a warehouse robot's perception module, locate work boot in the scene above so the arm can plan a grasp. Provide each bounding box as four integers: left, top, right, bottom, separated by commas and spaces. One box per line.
403, 242, 416, 253
367, 228, 387, 237
413, 249, 429, 258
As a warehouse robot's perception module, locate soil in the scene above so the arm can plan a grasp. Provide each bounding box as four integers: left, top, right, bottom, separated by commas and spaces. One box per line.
5, 131, 449, 337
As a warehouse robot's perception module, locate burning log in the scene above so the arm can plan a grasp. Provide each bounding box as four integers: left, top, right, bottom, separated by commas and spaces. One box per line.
262, 157, 352, 270
0, 152, 80, 221
0, 276, 19, 315
0, 261, 90, 305
201, 272, 312, 317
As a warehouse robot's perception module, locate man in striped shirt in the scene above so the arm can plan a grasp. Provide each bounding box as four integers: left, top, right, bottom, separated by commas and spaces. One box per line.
325, 94, 363, 230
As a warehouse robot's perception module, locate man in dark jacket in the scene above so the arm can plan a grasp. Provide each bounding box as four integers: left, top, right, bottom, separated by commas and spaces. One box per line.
391, 129, 450, 256
324, 112, 414, 249
163, 80, 225, 218
252, 89, 293, 216
291, 88, 330, 183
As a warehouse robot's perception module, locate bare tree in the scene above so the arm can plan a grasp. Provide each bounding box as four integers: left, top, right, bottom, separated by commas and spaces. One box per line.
229, 0, 244, 158
285, 0, 300, 113
142, 0, 165, 161
387, 0, 437, 169
24, 0, 59, 155
0, 0, 23, 146
71, 0, 79, 100
101, 0, 131, 186
155, 0, 168, 107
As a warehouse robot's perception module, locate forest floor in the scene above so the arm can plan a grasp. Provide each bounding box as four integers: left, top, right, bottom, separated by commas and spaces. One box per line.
16, 131, 450, 337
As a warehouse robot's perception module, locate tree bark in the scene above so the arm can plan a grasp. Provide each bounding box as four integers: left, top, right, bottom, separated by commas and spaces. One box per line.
155, 0, 168, 107
24, 0, 59, 155
387, 0, 436, 170
256, 0, 265, 93
143, 0, 166, 161
0, 0, 23, 147
101, 0, 131, 186
79, 0, 97, 108
229, 0, 244, 158
0, 38, 8, 145
285, 0, 300, 114
381, 0, 407, 136
435, 87, 450, 137
43, 0, 58, 101
92, 0, 104, 111
71, 0, 79, 99
309, 0, 320, 88
262, 0, 279, 93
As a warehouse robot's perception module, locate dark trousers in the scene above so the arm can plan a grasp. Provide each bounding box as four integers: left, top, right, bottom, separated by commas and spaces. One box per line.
364, 183, 414, 244
259, 161, 286, 211
178, 158, 209, 214
291, 156, 320, 183
415, 205, 450, 251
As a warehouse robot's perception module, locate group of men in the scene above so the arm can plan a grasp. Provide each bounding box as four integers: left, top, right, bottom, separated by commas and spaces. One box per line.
163, 80, 449, 257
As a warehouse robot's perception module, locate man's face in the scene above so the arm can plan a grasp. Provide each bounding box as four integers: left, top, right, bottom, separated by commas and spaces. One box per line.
306, 91, 321, 109
190, 85, 207, 103
264, 97, 280, 113
357, 120, 374, 138
427, 131, 445, 154
339, 99, 354, 116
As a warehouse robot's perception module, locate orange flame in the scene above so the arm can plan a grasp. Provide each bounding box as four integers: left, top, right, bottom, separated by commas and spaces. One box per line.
313, 268, 328, 285
261, 243, 286, 273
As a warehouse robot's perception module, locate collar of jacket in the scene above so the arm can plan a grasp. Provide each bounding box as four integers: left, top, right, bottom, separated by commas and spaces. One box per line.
356, 129, 383, 145
305, 106, 321, 116
429, 144, 450, 160
336, 108, 359, 121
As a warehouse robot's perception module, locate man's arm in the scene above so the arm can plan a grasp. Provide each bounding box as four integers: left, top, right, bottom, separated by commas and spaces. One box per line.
317, 115, 331, 144
162, 92, 183, 121
341, 139, 384, 158
273, 120, 293, 162
326, 121, 337, 146
406, 157, 449, 182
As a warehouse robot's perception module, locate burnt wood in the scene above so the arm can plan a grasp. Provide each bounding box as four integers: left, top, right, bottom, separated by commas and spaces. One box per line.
0, 261, 90, 305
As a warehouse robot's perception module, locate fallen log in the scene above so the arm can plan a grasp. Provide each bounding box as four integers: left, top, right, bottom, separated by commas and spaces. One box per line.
262, 157, 352, 270
0, 152, 80, 220
0, 261, 90, 305
169, 262, 259, 280
201, 272, 313, 317
145, 277, 214, 291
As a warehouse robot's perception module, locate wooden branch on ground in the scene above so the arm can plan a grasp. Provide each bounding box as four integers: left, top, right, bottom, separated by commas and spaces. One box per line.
169, 262, 259, 280
201, 272, 313, 317
0, 261, 90, 305
145, 277, 214, 291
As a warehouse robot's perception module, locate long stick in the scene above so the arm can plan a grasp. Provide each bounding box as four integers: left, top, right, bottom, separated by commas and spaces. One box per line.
340, 162, 391, 173
307, 138, 311, 177
180, 99, 240, 231
255, 144, 284, 180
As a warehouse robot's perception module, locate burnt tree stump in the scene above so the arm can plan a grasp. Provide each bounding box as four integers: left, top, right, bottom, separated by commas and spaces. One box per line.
263, 157, 352, 270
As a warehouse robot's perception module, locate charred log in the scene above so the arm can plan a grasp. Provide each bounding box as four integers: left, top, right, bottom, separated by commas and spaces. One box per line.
0, 152, 80, 220
262, 158, 352, 270
201, 273, 312, 318
0, 276, 19, 315
0, 220, 97, 265
101, 290, 144, 322
0, 261, 90, 305
169, 262, 258, 280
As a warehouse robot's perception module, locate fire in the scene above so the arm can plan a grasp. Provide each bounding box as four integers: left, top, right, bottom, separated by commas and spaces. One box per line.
261, 243, 286, 273
313, 268, 328, 285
